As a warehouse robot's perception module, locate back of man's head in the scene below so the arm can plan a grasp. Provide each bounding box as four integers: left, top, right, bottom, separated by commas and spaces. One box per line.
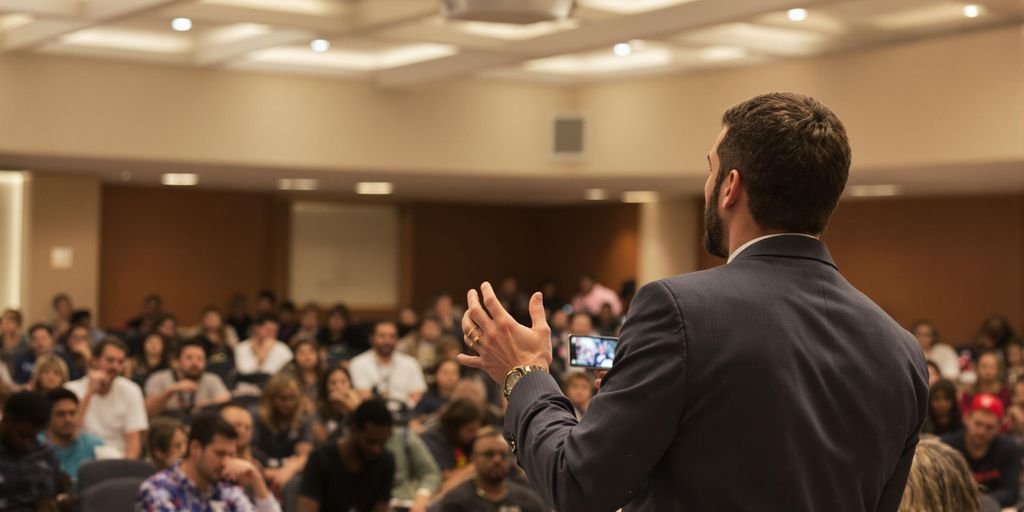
717, 92, 851, 235
3, 391, 51, 428
187, 413, 237, 455
440, 398, 484, 435
352, 399, 393, 431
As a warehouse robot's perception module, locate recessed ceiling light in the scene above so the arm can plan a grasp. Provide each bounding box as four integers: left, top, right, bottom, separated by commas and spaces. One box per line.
119, 171, 132, 182
278, 178, 319, 191
848, 184, 901, 197
962, 4, 982, 18
622, 191, 658, 203
787, 8, 808, 22
310, 38, 330, 52
161, 173, 198, 186
171, 18, 192, 32
584, 188, 608, 201
356, 182, 393, 195
613, 42, 632, 56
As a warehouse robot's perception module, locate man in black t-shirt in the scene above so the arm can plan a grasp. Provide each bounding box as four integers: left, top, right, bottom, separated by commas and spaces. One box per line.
437, 426, 547, 512
298, 399, 394, 512
943, 393, 1021, 507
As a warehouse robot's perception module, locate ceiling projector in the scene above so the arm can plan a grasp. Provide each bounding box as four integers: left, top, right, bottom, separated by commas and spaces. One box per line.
441, 0, 575, 24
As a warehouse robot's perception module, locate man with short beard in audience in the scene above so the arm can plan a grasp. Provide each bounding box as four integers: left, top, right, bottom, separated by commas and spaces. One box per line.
437, 426, 547, 512
145, 338, 230, 420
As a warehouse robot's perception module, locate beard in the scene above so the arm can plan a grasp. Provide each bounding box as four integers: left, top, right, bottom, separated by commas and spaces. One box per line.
702, 185, 729, 259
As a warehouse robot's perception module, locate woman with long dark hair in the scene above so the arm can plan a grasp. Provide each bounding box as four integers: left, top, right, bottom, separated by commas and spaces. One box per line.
311, 364, 362, 444
923, 379, 963, 436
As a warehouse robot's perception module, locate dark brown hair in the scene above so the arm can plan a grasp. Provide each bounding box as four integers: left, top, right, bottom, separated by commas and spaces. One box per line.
717, 92, 851, 234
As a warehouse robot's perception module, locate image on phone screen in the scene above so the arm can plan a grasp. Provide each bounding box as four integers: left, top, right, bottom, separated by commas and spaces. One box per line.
568, 334, 618, 370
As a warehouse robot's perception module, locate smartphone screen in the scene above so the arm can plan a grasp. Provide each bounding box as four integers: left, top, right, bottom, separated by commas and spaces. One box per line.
568, 334, 618, 370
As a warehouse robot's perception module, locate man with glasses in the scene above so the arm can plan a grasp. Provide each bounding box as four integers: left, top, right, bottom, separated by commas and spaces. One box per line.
436, 426, 546, 512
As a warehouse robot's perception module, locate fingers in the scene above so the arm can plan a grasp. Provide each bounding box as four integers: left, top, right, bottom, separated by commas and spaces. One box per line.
465, 289, 495, 339
528, 292, 549, 333
456, 353, 484, 369
480, 282, 515, 326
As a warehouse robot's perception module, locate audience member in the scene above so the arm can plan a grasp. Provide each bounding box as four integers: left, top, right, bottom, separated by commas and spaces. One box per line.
65, 337, 148, 459
430, 293, 462, 341
923, 379, 963, 436
420, 399, 483, 495
126, 293, 164, 335
961, 350, 1010, 413
413, 359, 460, 420
1003, 339, 1024, 384
595, 303, 620, 337
1003, 380, 1024, 448
137, 413, 280, 512
563, 371, 595, 419
62, 324, 92, 379
398, 316, 457, 370
145, 338, 231, 420
540, 280, 566, 313
291, 304, 320, 345
497, 277, 530, 324
387, 424, 441, 512
154, 314, 180, 344
570, 274, 622, 317
183, 306, 240, 353
1, 309, 28, 372
68, 309, 106, 347
28, 354, 70, 393
220, 403, 265, 471
899, 436, 981, 512
13, 324, 75, 385
0, 391, 69, 511
299, 399, 395, 512
350, 321, 426, 408
41, 387, 104, 484
124, 332, 172, 388
975, 315, 1018, 351
436, 426, 548, 512
317, 305, 356, 362
942, 394, 1020, 507
397, 307, 418, 339
252, 372, 313, 492
255, 290, 277, 317
227, 293, 253, 341
287, 339, 323, 405
912, 320, 959, 381
235, 314, 293, 383
925, 361, 941, 387
147, 416, 187, 470
277, 301, 299, 344
311, 364, 362, 444
50, 293, 73, 341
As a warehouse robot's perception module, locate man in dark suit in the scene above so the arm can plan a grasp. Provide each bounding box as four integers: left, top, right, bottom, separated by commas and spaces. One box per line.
458, 92, 929, 511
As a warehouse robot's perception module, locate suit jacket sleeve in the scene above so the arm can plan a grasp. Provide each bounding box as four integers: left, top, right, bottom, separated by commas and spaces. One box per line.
504, 281, 688, 512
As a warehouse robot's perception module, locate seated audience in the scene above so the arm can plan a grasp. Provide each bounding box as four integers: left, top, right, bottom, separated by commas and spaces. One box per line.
255, 290, 277, 317
563, 371, 595, 419
227, 293, 253, 341
13, 324, 74, 385
65, 337, 149, 459
429, 294, 462, 341
287, 339, 323, 405
925, 361, 941, 387
183, 307, 239, 379
413, 359, 461, 420
252, 372, 313, 492
123, 332, 172, 388
126, 293, 164, 335
41, 387, 104, 484
912, 320, 960, 382
397, 316, 457, 370
1003, 380, 1024, 448
350, 321, 426, 408
960, 350, 1010, 413
570, 274, 622, 317
1003, 339, 1024, 384
299, 399, 395, 512
50, 293, 74, 341
922, 379, 963, 436
0, 391, 69, 511
137, 413, 280, 512
421, 399, 484, 495
28, 354, 70, 394
62, 324, 92, 379
220, 403, 265, 471
317, 305, 357, 362
235, 314, 293, 384
154, 314, 180, 344
899, 436, 982, 512
146, 417, 187, 470
942, 394, 1020, 507
595, 303, 620, 337
437, 426, 547, 512
387, 425, 442, 512
68, 309, 106, 347
145, 338, 230, 420
290, 304, 320, 345
396, 307, 418, 339
311, 364, 362, 444
277, 301, 300, 344
1, 309, 28, 372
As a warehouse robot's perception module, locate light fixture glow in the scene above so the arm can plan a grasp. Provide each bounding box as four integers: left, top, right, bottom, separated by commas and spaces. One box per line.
171, 18, 193, 32
278, 178, 319, 191
161, 173, 198, 186
613, 42, 632, 56
787, 8, 808, 22
962, 4, 981, 18
119, 171, 132, 182
848, 184, 902, 197
356, 182, 393, 195
622, 191, 659, 203
310, 38, 330, 52
584, 188, 608, 201
0, 172, 24, 309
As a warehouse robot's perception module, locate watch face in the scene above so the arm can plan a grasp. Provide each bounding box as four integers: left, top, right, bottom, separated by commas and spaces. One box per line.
504, 369, 524, 395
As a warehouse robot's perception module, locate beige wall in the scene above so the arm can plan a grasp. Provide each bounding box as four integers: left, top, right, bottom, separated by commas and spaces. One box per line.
23, 173, 101, 324
637, 198, 701, 285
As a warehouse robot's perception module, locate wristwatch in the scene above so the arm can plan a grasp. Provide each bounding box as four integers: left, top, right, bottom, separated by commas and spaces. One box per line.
503, 365, 548, 399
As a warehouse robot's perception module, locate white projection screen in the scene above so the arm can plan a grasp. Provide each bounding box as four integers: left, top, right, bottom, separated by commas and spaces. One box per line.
289, 202, 399, 309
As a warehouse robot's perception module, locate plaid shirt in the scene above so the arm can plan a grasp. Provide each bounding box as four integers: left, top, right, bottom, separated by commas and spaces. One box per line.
135, 462, 280, 512
0, 439, 62, 509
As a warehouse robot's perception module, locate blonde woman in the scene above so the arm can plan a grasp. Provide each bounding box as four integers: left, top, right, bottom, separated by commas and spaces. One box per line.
899, 436, 981, 512
29, 354, 70, 393
252, 372, 313, 493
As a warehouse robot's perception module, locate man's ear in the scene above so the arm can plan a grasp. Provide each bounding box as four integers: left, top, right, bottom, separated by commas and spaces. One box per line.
719, 170, 743, 209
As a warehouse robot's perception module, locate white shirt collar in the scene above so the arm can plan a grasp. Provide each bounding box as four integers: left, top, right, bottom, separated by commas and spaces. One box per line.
727, 233, 819, 264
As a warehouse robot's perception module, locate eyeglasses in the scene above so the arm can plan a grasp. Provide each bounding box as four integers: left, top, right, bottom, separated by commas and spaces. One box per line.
476, 450, 510, 460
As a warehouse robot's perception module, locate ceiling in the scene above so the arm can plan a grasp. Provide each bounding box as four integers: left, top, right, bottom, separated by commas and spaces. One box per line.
0, 0, 1020, 87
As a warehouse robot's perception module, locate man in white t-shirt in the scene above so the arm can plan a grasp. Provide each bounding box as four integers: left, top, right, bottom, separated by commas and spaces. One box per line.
350, 321, 426, 408
65, 337, 148, 458
235, 314, 292, 376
